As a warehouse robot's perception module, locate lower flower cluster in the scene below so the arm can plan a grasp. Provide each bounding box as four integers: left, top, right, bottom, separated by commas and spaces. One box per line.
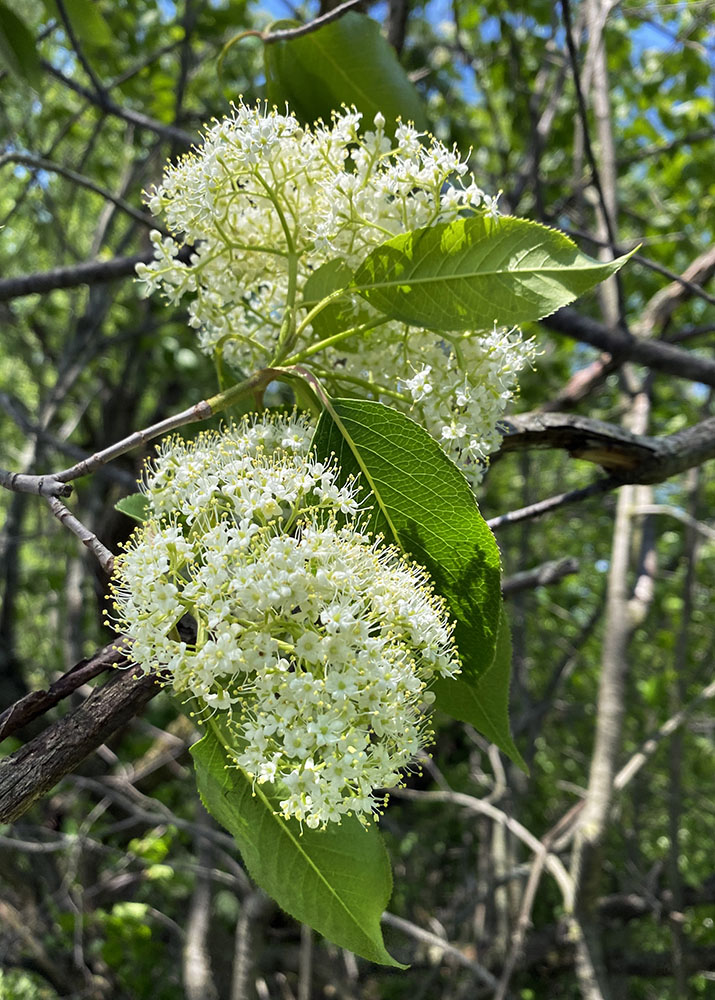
110, 413, 460, 827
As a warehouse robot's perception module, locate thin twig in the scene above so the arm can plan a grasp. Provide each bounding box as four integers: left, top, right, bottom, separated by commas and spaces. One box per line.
667, 324, 715, 345
53, 369, 273, 485
53, 399, 211, 484
108, 40, 184, 90
42, 61, 193, 146
381, 911, 499, 989
2, 373, 273, 575
71, 776, 241, 858
562, 227, 715, 309
0, 153, 160, 230
616, 126, 712, 166
262, 0, 364, 43
630, 504, 715, 542
55, 0, 108, 99
545, 678, 715, 860
391, 787, 574, 906
0, 391, 137, 488
502, 557, 580, 595
487, 478, 615, 530
46, 497, 115, 574
613, 678, 715, 792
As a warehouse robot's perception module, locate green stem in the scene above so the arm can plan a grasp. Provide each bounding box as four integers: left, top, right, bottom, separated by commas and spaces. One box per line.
281, 315, 389, 366
273, 301, 296, 362
441, 332, 467, 369
215, 328, 274, 361
205, 368, 279, 415
251, 174, 300, 361
214, 347, 227, 391
212, 215, 289, 258
293, 287, 350, 340
310, 367, 410, 404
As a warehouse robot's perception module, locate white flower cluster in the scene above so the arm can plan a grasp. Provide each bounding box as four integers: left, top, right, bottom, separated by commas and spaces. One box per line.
110, 413, 460, 828
342, 323, 528, 471
137, 102, 534, 488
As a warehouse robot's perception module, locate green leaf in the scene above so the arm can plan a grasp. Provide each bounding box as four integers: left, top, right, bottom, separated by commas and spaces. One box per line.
45, 0, 113, 48
115, 493, 149, 523
311, 399, 502, 683
264, 12, 427, 132
191, 725, 402, 967
353, 214, 635, 332
0, 1, 41, 87
433, 604, 526, 770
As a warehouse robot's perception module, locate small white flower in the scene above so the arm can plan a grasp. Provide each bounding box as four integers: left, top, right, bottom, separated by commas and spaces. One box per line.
483, 191, 502, 220
295, 631, 323, 663
404, 365, 434, 402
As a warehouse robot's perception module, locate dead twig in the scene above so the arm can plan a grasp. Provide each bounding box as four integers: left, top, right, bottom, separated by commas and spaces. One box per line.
0, 639, 130, 742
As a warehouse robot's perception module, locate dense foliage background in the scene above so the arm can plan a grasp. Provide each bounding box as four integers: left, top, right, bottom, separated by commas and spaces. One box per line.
1, 1, 714, 998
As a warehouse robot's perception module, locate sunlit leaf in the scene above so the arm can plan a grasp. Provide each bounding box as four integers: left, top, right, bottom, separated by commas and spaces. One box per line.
353, 215, 635, 331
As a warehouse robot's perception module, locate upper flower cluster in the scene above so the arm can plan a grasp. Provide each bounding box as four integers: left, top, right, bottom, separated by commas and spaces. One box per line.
137, 102, 534, 487
110, 413, 460, 828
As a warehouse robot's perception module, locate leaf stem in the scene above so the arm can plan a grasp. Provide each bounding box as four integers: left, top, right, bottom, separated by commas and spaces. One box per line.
310, 366, 410, 404
281, 315, 389, 366
294, 287, 351, 340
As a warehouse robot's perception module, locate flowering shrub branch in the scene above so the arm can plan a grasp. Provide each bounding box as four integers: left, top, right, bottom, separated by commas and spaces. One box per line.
0, 99, 630, 965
